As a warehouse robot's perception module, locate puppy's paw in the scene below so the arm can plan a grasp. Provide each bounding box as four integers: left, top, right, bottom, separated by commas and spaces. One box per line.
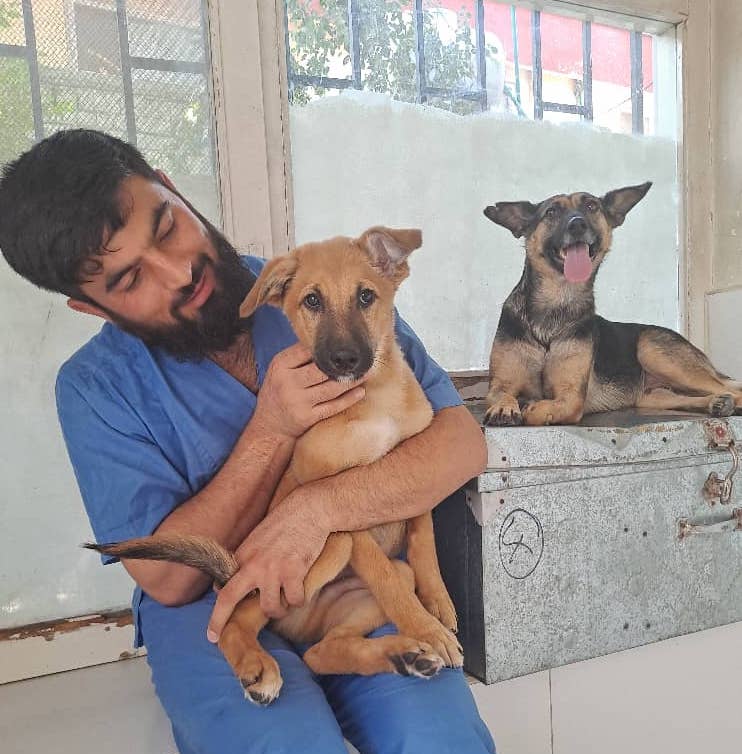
234, 647, 283, 706
417, 586, 458, 635
415, 620, 464, 669
484, 396, 523, 427
709, 393, 735, 418
389, 641, 445, 679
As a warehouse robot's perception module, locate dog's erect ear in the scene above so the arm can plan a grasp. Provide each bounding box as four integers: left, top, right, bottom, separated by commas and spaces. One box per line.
358, 226, 422, 279
483, 202, 539, 238
239, 255, 298, 318
601, 181, 652, 227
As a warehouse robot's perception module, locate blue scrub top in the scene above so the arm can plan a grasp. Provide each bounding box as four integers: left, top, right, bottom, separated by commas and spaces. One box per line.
56, 255, 462, 645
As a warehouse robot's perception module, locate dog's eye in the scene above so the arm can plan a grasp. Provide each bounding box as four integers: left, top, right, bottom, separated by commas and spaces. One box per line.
584, 200, 598, 213
358, 288, 376, 308
303, 292, 322, 310
545, 206, 559, 219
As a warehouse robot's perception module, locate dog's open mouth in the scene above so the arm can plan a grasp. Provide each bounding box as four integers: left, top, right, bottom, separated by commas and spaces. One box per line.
557, 242, 594, 283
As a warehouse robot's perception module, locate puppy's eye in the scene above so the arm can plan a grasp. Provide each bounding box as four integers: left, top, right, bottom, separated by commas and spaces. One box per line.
358, 288, 376, 308
585, 200, 598, 213
303, 292, 322, 310
545, 206, 559, 219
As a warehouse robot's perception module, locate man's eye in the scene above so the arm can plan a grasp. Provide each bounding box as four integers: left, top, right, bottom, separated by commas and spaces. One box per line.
160, 221, 176, 241
125, 269, 141, 292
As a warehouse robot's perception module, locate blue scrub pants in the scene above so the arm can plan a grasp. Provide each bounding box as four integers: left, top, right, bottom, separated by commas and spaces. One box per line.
139, 592, 496, 754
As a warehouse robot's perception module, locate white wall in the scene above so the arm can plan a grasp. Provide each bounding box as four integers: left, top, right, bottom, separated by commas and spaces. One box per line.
290, 92, 680, 371
0, 263, 132, 628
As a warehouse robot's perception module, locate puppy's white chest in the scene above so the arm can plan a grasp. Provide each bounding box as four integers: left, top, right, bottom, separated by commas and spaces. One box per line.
349, 416, 402, 463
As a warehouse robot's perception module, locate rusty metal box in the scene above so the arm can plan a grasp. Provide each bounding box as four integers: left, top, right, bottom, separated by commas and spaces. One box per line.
433, 408, 742, 684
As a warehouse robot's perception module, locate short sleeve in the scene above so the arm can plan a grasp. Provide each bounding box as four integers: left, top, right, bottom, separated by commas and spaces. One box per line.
394, 312, 462, 413
56, 369, 192, 564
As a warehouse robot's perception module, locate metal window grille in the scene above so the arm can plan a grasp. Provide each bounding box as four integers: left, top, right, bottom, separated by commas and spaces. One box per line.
284, 0, 648, 135
0, 0, 219, 212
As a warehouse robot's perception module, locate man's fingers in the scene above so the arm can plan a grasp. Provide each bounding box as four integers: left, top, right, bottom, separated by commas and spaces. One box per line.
313, 386, 366, 420
277, 342, 313, 369
295, 361, 329, 388
207, 577, 254, 642
308, 378, 366, 407
282, 578, 305, 609
260, 581, 287, 620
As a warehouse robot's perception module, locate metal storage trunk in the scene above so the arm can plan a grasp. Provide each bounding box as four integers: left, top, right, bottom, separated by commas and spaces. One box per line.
433, 407, 742, 684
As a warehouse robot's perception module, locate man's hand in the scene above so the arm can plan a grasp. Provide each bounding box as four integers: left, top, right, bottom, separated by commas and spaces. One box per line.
251, 343, 366, 440
206, 495, 330, 642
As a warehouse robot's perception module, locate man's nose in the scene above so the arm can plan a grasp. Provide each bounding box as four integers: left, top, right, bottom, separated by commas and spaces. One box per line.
149, 251, 192, 290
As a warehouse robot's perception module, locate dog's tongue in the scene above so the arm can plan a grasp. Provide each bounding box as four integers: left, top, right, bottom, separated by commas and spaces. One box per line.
563, 243, 592, 283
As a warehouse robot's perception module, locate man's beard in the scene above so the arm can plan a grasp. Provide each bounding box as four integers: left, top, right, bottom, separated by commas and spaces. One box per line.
108, 226, 256, 361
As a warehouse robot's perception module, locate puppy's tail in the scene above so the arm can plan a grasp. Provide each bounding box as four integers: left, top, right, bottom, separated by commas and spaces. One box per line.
84, 535, 239, 588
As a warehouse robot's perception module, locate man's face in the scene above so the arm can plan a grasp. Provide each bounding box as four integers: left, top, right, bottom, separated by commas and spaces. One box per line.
73, 174, 252, 359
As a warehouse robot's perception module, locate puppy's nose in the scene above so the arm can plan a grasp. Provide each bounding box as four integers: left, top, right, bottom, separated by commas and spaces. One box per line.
567, 215, 588, 234
329, 348, 360, 373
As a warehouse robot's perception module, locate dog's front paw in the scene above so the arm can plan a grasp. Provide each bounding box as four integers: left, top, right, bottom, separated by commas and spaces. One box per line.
416, 620, 464, 669
417, 586, 458, 635
484, 396, 523, 427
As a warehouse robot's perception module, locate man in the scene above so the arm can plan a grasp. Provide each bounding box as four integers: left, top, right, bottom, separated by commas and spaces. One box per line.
0, 129, 495, 754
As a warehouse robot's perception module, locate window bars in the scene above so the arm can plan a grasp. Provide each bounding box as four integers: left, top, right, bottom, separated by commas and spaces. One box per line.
284, 0, 648, 135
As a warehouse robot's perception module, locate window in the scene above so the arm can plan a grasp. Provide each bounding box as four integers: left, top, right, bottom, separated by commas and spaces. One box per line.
0, 0, 219, 222
283, 0, 681, 370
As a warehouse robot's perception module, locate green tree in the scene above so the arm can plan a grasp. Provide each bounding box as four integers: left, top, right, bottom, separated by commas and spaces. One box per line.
287, 0, 482, 115
0, 2, 35, 164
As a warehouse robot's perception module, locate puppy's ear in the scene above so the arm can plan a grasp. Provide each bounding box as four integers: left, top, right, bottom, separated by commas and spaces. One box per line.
601, 181, 652, 227
239, 255, 298, 318
483, 202, 539, 238
358, 226, 422, 281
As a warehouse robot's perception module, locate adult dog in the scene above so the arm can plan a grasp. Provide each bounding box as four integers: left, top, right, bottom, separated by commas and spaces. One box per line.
88, 227, 462, 705
482, 182, 742, 426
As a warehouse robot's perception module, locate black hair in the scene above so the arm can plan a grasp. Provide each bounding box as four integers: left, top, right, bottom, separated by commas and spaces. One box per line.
0, 129, 160, 296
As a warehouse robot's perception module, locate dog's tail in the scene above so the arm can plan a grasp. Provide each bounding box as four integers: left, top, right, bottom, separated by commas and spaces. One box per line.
84, 535, 239, 588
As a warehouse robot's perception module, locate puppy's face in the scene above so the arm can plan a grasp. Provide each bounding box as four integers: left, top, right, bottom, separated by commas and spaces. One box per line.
240, 227, 422, 381
484, 182, 652, 284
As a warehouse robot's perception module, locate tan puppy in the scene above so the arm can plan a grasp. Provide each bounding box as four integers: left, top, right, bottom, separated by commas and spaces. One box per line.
89, 227, 462, 705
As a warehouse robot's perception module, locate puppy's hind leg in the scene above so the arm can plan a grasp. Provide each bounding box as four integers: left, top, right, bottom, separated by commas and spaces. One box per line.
222, 532, 353, 705
303, 564, 444, 679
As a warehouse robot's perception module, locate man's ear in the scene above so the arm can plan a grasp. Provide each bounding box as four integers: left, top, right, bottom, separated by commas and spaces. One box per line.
601, 181, 652, 227
483, 202, 539, 238
239, 255, 298, 318
357, 226, 422, 281
155, 169, 176, 192
67, 298, 111, 322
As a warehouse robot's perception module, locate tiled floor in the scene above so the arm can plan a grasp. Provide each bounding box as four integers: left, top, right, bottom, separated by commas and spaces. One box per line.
3, 622, 741, 754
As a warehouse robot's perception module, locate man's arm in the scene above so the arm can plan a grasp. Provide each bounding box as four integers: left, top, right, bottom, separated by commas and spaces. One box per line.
60, 343, 365, 608
207, 404, 485, 639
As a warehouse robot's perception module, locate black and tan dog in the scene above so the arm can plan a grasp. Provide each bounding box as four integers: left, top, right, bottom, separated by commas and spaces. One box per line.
482, 182, 742, 426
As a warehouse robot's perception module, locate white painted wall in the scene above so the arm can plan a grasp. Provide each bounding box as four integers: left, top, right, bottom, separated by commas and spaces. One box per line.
0, 263, 133, 628
290, 92, 680, 371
